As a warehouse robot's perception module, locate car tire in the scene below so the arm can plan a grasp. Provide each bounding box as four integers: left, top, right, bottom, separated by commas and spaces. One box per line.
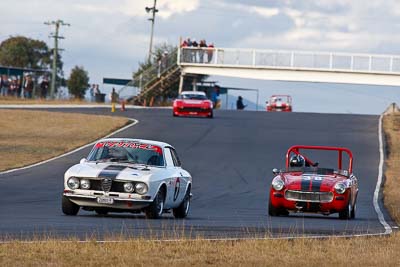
173, 188, 191, 218
208, 111, 213, 118
339, 200, 352, 220
145, 188, 165, 219
268, 198, 279, 216
95, 208, 109, 216
62, 195, 80, 215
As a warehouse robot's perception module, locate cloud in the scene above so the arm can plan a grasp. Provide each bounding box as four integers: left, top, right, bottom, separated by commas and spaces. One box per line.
74, 0, 200, 19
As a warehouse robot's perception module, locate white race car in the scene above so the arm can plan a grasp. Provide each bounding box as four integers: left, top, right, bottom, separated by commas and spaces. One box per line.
62, 138, 192, 219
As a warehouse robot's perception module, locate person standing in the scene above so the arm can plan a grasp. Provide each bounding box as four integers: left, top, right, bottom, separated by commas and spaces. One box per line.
24, 75, 34, 99
236, 96, 246, 110
40, 76, 49, 99
1, 75, 9, 96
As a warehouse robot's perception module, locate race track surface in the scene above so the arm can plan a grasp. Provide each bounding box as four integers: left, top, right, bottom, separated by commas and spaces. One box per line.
0, 108, 396, 240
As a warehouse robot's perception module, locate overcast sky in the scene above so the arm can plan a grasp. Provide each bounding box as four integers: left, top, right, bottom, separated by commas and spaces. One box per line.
1, 0, 400, 113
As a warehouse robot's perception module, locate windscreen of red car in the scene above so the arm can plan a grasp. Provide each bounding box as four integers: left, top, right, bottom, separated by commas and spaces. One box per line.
179, 94, 207, 100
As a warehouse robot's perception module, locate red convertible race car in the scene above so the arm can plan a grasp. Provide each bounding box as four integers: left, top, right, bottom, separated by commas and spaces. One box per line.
173, 91, 213, 118
268, 145, 358, 219
266, 95, 292, 112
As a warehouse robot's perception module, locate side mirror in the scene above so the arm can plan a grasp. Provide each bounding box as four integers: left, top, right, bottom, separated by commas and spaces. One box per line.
80, 158, 87, 164
272, 168, 279, 175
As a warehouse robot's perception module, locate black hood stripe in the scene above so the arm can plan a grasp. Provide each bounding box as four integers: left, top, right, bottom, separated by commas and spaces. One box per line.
98, 165, 127, 180
311, 178, 322, 192
301, 177, 310, 191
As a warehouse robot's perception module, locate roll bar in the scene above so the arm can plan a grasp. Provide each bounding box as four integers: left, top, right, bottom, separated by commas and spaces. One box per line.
285, 145, 353, 173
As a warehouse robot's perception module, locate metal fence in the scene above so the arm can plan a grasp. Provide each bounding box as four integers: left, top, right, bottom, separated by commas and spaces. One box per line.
179, 47, 400, 74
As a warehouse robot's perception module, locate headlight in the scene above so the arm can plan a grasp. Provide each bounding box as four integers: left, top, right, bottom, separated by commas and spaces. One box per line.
334, 182, 346, 194
123, 182, 134, 193
272, 178, 285, 191
135, 182, 148, 195
80, 179, 90, 190
67, 177, 80, 190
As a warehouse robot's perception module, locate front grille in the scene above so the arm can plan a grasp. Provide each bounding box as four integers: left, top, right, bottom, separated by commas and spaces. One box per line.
179, 107, 208, 112
285, 190, 333, 203
101, 178, 112, 192
88, 179, 126, 193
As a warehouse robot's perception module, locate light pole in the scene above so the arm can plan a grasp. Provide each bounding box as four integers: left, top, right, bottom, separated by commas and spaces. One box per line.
44, 20, 70, 99
146, 0, 158, 62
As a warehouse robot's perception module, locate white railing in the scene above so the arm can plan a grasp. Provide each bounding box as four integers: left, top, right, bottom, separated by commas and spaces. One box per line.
178, 47, 400, 74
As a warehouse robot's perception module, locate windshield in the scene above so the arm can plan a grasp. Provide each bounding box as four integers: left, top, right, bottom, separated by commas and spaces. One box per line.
88, 141, 164, 166
180, 94, 207, 100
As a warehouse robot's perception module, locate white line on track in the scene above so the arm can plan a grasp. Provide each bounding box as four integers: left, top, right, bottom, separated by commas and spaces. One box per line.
373, 114, 392, 234
0, 118, 139, 176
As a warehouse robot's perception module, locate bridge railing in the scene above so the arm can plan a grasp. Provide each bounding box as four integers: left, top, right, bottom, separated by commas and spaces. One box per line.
178, 47, 400, 74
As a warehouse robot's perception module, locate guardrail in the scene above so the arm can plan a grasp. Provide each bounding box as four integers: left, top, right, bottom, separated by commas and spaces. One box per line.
178, 47, 400, 74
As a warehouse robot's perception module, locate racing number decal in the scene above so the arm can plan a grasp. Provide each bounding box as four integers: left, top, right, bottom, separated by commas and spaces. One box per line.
173, 177, 180, 201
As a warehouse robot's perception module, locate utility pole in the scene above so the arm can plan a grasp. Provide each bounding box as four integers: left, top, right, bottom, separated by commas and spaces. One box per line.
145, 0, 158, 62
44, 20, 70, 99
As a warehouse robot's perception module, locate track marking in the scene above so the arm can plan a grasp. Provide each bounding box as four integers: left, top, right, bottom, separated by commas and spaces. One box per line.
0, 118, 138, 176
373, 114, 392, 234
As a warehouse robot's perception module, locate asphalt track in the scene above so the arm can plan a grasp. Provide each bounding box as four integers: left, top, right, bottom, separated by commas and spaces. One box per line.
0, 108, 397, 240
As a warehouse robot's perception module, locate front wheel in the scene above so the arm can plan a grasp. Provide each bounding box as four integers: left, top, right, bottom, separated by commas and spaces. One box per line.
145, 189, 165, 219
173, 189, 191, 218
62, 195, 80, 215
339, 200, 352, 220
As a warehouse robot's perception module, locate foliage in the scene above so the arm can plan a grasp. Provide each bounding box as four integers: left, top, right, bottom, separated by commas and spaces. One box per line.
67, 66, 89, 99
0, 36, 63, 73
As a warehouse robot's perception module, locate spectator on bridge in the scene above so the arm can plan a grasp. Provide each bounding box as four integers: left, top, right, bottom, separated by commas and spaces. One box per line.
236, 96, 246, 110
207, 43, 214, 63
191, 39, 198, 63
199, 39, 207, 63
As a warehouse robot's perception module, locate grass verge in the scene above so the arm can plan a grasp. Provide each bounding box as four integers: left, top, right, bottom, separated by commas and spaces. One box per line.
383, 113, 400, 224
0, 109, 129, 171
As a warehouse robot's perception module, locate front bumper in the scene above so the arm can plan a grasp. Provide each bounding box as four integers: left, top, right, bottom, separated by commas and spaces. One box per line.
64, 190, 153, 210
269, 189, 349, 214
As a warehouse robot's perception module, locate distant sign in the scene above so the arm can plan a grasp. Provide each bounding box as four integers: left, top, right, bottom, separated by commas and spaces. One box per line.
103, 78, 132, 85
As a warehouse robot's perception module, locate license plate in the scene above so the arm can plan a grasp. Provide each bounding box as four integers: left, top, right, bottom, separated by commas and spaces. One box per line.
97, 197, 114, 204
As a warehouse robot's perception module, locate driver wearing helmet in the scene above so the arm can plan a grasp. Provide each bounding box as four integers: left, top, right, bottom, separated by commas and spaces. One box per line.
289, 154, 305, 168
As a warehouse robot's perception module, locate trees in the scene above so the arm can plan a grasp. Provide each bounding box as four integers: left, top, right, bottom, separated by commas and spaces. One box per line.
0, 36, 63, 73
67, 66, 89, 99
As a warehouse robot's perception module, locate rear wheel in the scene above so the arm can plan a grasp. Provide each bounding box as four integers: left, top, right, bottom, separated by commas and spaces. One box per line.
145, 188, 165, 219
173, 188, 191, 218
208, 111, 213, 118
62, 195, 80, 215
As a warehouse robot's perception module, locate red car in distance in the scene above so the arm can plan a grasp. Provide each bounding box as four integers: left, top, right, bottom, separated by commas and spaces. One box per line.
268, 145, 358, 220
266, 95, 292, 112
173, 91, 213, 118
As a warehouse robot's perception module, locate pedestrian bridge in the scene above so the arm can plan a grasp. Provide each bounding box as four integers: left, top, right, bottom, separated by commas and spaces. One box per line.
178, 47, 400, 88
